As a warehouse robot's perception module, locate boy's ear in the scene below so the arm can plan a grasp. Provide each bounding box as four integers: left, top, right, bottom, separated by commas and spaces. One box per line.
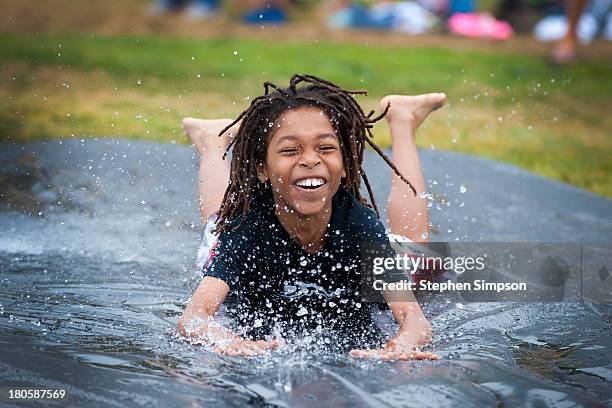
256, 162, 269, 183
341, 166, 346, 179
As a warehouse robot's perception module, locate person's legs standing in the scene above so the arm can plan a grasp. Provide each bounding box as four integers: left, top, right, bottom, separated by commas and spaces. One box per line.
551, 0, 589, 64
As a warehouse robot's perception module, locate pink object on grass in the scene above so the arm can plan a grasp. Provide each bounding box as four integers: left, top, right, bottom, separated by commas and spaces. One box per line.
448, 12, 513, 40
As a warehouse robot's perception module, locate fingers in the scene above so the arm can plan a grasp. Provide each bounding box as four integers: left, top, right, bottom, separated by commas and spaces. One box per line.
214, 344, 261, 357
241, 341, 266, 355
213, 339, 278, 357
396, 351, 439, 360
255, 339, 278, 350
350, 349, 396, 360
350, 348, 440, 361
350, 349, 399, 360
349, 349, 379, 358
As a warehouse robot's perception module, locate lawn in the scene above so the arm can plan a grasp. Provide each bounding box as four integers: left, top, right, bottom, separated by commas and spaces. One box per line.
1, 32, 611, 196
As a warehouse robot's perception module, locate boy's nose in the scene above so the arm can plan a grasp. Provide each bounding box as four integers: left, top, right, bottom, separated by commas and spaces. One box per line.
299, 151, 321, 168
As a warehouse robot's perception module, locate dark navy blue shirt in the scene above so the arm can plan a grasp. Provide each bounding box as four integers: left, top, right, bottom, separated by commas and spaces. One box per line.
203, 185, 397, 348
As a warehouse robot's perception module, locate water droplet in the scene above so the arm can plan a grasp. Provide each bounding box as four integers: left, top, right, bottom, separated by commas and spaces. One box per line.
296, 307, 308, 316
459, 185, 467, 194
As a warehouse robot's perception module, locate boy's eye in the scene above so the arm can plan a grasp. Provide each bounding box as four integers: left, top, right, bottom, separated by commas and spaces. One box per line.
319, 145, 337, 151
280, 147, 299, 154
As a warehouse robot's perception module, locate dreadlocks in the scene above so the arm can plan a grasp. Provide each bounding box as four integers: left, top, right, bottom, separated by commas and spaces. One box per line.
214, 73, 416, 236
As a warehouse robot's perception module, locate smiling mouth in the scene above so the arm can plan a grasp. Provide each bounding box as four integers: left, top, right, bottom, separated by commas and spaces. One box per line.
293, 177, 327, 190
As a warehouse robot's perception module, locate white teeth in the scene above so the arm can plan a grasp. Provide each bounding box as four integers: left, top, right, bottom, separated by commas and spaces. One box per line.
296, 178, 326, 187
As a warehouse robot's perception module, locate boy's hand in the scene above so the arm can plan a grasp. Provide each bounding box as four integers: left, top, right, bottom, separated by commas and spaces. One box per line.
349, 337, 439, 361
349, 348, 439, 361
212, 337, 278, 357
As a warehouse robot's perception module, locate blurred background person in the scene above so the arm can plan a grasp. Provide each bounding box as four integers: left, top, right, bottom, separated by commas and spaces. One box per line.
150, 0, 293, 23
550, 0, 611, 63
550, 0, 589, 63
239, 0, 291, 24
150, 0, 220, 18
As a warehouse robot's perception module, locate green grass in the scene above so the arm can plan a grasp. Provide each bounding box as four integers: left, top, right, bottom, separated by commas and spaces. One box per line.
1, 32, 611, 196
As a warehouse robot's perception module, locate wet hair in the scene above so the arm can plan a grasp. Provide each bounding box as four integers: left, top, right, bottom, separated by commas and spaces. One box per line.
214, 73, 416, 236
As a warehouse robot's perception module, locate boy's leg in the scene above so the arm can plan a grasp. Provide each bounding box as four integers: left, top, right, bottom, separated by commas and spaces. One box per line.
381, 94, 447, 242
551, 0, 588, 64
182, 117, 239, 224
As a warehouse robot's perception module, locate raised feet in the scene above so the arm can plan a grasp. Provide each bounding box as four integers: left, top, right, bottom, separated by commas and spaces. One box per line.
380, 93, 447, 136
181, 117, 237, 155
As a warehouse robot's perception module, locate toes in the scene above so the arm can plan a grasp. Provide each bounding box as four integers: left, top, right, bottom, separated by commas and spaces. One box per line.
437, 92, 448, 105
430, 93, 447, 110
379, 96, 393, 112
181, 117, 194, 128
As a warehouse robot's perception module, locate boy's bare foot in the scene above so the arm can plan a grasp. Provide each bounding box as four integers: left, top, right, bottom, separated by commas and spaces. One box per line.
380, 93, 447, 136
181, 117, 237, 155
550, 38, 577, 65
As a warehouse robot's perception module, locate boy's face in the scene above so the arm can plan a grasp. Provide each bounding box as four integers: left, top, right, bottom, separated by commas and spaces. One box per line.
258, 106, 346, 216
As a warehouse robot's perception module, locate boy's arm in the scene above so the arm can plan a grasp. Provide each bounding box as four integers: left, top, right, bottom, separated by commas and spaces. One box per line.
177, 276, 234, 341
349, 290, 438, 360
177, 276, 277, 356
384, 290, 434, 351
